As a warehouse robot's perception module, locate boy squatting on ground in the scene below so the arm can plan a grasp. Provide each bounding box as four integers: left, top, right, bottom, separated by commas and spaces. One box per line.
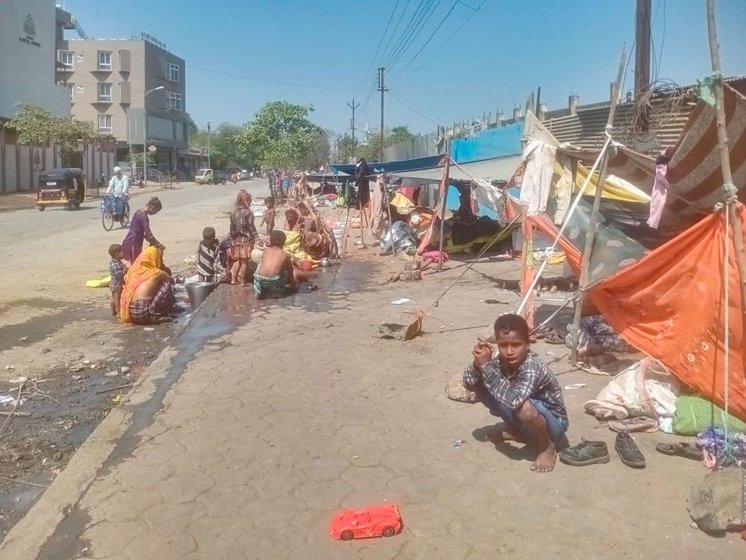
197, 227, 221, 282
463, 313, 568, 473
253, 230, 309, 299
108, 244, 128, 316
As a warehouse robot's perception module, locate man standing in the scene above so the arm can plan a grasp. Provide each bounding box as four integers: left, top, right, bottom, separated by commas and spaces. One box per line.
107, 166, 129, 217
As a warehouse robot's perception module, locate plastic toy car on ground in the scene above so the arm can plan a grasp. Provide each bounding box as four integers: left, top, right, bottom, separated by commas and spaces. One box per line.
329, 504, 402, 540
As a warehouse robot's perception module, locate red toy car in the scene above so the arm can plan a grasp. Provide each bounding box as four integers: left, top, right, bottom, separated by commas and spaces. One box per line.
329, 504, 402, 540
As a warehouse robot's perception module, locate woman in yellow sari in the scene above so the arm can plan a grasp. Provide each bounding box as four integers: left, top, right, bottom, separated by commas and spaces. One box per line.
119, 246, 175, 324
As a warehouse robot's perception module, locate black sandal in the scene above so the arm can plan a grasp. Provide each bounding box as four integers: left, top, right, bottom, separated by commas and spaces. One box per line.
655, 442, 703, 461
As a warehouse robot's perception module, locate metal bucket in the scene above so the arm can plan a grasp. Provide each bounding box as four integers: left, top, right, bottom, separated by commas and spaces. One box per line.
185, 281, 216, 310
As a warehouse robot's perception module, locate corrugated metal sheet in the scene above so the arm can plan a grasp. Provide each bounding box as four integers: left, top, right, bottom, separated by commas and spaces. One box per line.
383, 132, 439, 161
542, 76, 746, 154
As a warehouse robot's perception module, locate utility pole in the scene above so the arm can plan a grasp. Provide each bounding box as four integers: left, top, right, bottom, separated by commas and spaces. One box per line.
347, 98, 360, 158
377, 67, 387, 162
634, 0, 651, 100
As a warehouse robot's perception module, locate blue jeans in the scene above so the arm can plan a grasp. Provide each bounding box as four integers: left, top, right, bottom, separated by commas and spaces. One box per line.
475, 386, 568, 443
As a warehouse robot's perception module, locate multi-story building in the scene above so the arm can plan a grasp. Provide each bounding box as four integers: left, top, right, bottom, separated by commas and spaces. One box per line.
0, 0, 70, 121
57, 32, 188, 173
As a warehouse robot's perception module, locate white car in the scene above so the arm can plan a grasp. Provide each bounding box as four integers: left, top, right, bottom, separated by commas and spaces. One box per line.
195, 169, 212, 184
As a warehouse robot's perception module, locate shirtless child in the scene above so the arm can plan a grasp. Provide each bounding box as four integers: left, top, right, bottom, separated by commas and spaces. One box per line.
253, 230, 308, 299
463, 313, 568, 473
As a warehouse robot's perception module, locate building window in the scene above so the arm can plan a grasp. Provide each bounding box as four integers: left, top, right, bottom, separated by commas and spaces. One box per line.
98, 51, 112, 71
59, 50, 74, 70
167, 91, 182, 111
98, 114, 112, 133
168, 62, 180, 82
68, 84, 75, 102
98, 83, 112, 102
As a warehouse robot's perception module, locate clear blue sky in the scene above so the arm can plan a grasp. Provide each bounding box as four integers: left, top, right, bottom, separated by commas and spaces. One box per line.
62, 0, 746, 136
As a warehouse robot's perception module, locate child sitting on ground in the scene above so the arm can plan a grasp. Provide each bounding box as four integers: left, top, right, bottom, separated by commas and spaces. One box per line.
253, 230, 309, 299
463, 313, 568, 473
260, 197, 276, 236
196, 227, 220, 282
108, 244, 128, 316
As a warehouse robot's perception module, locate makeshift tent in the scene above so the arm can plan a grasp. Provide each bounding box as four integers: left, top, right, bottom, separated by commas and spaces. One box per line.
513, 84, 746, 422
589, 204, 746, 421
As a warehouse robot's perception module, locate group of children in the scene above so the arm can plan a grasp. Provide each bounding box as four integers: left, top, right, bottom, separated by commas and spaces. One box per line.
194, 196, 306, 298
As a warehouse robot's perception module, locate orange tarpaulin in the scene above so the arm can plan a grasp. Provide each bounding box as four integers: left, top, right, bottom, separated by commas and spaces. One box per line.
589, 204, 746, 421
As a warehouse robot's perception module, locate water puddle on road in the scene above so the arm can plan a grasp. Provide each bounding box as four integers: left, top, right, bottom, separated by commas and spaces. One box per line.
33, 258, 376, 559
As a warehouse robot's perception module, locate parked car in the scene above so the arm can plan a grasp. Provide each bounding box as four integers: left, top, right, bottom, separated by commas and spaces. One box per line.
195, 168, 212, 184
239, 170, 251, 181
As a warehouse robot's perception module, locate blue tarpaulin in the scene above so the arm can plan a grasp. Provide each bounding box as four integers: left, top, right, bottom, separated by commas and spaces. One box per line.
450, 123, 524, 163
331, 155, 443, 177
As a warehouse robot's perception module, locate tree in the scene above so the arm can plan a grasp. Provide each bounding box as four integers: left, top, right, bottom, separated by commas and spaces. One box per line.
355, 125, 414, 162
236, 101, 320, 169
336, 133, 356, 161
184, 113, 199, 141
299, 130, 331, 171
191, 122, 254, 169
10, 103, 100, 166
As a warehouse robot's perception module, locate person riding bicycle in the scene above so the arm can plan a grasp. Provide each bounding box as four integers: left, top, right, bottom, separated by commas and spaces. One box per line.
107, 167, 129, 217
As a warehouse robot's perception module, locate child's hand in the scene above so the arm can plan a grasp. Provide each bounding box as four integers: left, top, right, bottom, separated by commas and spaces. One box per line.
472, 341, 492, 370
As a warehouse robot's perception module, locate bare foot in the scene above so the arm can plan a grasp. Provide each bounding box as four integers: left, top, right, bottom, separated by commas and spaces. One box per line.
530, 444, 557, 473
490, 424, 527, 443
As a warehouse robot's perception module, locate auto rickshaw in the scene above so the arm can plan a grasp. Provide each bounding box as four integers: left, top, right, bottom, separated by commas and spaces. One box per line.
36, 168, 86, 211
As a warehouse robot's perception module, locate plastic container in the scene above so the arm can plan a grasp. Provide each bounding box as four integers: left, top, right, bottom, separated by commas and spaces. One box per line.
185, 281, 216, 310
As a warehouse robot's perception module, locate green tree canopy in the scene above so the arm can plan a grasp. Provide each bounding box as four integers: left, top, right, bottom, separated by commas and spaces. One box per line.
356, 125, 414, 162
9, 103, 100, 166
191, 122, 250, 169
236, 101, 320, 169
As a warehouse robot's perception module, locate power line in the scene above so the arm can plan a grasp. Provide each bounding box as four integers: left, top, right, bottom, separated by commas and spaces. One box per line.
377, 0, 414, 70
408, 0, 485, 73
364, 0, 403, 81
381, 0, 437, 69
404, 0, 463, 68
187, 64, 363, 92
385, 0, 443, 71
389, 89, 447, 125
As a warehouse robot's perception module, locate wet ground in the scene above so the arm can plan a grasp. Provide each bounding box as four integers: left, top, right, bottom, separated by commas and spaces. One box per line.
0, 256, 367, 544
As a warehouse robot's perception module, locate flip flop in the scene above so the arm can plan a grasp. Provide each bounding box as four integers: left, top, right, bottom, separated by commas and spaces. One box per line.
655, 442, 704, 461
608, 417, 659, 433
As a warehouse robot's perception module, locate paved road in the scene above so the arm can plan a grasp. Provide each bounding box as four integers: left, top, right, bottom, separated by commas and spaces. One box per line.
0, 180, 270, 246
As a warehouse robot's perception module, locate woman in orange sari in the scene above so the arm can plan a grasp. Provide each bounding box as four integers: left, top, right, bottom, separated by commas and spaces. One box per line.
119, 246, 175, 324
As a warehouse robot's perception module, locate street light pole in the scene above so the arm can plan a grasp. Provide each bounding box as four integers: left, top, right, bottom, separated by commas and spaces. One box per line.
207, 120, 214, 171
143, 86, 165, 187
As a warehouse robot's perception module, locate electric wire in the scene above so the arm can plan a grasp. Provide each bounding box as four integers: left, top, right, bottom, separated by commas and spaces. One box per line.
403, 0, 461, 68
384, 0, 443, 71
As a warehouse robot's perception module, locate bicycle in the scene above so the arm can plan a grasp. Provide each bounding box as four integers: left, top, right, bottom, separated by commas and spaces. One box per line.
101, 195, 130, 231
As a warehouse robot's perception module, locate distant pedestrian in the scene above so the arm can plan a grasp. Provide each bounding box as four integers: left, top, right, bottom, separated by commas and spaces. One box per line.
122, 197, 164, 263
355, 157, 370, 208
108, 243, 128, 316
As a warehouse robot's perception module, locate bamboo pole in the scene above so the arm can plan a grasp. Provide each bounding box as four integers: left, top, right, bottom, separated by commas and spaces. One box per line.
569, 46, 627, 364
437, 154, 451, 272
706, 0, 746, 381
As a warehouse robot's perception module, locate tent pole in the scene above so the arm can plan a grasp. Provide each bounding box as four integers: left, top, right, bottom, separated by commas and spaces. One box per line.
569, 46, 627, 364
706, 0, 746, 316
437, 154, 451, 272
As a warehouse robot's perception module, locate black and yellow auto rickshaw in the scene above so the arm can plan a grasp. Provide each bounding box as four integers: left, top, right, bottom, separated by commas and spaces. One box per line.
36, 168, 86, 211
